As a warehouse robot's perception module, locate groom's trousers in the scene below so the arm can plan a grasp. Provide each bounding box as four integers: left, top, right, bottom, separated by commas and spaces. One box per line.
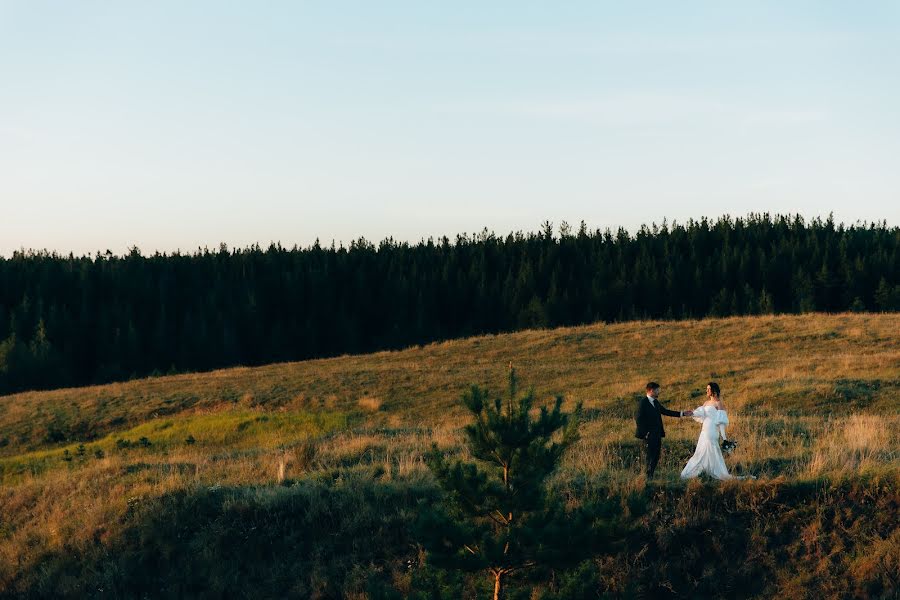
644, 434, 662, 478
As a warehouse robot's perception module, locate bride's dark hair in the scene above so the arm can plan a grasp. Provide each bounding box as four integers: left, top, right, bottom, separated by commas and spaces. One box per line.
708, 382, 721, 397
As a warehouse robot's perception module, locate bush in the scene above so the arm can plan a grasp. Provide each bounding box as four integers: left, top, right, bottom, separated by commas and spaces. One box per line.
417, 370, 611, 599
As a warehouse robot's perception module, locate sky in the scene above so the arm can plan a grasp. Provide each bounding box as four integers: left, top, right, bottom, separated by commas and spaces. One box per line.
1, 1, 898, 256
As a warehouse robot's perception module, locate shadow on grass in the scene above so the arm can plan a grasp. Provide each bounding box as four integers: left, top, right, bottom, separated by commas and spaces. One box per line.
5, 469, 437, 599
5, 470, 898, 599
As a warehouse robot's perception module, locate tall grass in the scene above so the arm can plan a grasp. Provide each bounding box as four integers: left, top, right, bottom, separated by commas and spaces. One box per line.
2, 312, 897, 458
0, 313, 897, 597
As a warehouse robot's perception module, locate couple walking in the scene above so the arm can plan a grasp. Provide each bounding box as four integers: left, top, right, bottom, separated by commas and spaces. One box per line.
635, 381, 740, 480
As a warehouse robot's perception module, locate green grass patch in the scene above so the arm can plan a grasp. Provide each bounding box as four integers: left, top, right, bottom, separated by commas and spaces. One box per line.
0, 409, 351, 484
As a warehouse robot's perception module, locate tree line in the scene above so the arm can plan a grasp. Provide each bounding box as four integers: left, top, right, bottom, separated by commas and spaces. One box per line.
0, 213, 897, 395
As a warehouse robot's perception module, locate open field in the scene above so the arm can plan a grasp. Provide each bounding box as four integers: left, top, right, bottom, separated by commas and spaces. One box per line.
1, 313, 898, 598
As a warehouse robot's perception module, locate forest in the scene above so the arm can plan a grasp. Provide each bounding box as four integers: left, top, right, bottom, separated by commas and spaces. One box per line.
1, 213, 898, 395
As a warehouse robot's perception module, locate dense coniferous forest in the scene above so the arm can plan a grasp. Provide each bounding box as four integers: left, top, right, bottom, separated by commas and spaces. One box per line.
0, 213, 897, 395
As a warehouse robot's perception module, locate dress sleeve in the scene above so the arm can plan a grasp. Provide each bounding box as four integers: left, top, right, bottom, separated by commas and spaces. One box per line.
692, 406, 708, 423
717, 410, 729, 440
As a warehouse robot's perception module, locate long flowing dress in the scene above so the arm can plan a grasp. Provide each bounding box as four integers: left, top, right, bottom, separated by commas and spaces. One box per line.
680, 405, 732, 480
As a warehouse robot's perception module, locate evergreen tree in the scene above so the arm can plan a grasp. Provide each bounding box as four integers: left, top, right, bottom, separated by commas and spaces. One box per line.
759, 288, 775, 314
874, 278, 900, 311
0, 214, 896, 395
0, 334, 12, 387
417, 370, 604, 599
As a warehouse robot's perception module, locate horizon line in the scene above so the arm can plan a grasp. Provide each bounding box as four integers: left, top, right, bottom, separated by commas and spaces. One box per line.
1, 211, 895, 260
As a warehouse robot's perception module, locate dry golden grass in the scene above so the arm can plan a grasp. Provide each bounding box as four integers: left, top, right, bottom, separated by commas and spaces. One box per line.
1, 312, 897, 459
0, 312, 897, 594
805, 414, 896, 476
357, 396, 384, 412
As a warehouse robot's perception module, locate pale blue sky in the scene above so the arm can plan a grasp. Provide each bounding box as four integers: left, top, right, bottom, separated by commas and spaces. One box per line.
1, 1, 898, 256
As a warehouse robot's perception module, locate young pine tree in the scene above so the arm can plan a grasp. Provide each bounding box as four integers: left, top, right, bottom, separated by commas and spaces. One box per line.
418, 369, 602, 600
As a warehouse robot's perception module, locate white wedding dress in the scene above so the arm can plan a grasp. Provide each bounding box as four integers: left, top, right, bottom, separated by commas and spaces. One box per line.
680, 405, 732, 480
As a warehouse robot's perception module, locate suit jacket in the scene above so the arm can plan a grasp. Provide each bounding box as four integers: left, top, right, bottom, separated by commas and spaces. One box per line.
634, 395, 681, 439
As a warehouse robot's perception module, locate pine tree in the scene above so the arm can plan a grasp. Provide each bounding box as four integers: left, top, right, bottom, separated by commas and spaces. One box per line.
417, 370, 604, 599
759, 288, 775, 314
0, 215, 897, 395
874, 278, 900, 311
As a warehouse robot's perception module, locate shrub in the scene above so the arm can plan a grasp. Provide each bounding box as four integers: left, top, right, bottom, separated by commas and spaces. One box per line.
417, 370, 608, 599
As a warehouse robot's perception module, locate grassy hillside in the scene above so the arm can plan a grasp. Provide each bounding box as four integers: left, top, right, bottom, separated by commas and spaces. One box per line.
1, 313, 898, 598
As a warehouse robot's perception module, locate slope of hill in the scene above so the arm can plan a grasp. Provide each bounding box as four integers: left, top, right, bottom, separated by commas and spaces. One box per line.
1, 312, 898, 598
2, 312, 897, 456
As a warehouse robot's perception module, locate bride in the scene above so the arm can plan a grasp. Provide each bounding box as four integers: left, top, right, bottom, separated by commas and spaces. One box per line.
680, 382, 736, 480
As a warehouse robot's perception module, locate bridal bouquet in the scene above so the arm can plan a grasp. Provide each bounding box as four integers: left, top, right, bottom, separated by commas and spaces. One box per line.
720, 439, 738, 454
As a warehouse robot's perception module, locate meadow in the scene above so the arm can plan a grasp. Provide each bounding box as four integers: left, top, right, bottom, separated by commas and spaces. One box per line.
0, 312, 898, 598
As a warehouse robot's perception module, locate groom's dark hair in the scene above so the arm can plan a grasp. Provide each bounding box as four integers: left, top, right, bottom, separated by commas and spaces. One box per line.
645, 382, 660, 392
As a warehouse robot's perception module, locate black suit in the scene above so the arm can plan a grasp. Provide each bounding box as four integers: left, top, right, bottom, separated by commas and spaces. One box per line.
634, 395, 683, 478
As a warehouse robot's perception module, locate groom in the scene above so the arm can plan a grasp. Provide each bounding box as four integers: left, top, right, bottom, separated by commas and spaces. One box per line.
635, 382, 692, 478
